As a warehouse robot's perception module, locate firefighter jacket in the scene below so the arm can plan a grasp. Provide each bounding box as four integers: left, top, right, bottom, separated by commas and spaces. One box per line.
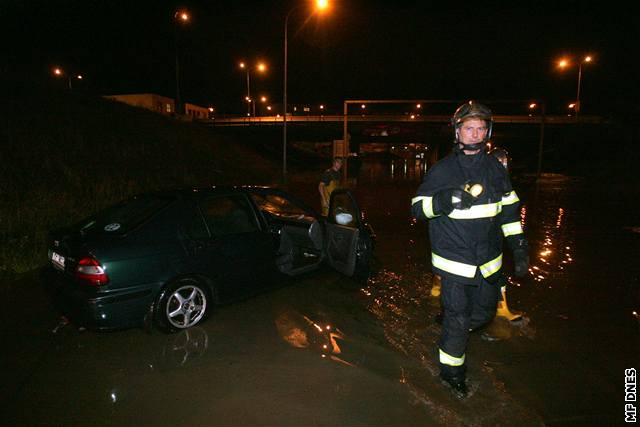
411, 150, 525, 285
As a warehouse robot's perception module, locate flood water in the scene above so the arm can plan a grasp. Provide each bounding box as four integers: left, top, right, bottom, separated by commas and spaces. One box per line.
2, 157, 638, 426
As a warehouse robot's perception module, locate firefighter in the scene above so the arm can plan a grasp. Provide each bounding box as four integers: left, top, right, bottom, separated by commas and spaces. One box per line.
411, 101, 529, 397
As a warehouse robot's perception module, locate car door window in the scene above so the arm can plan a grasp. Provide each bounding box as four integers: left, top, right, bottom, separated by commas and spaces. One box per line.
199, 195, 259, 237
184, 207, 209, 240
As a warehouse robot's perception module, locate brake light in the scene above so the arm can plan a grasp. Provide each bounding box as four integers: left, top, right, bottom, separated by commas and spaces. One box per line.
75, 257, 109, 286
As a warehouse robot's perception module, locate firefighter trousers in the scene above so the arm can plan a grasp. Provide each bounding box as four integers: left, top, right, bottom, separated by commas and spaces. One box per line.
439, 275, 501, 379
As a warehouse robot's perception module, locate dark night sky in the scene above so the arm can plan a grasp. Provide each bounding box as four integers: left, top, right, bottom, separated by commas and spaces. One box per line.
2, 0, 637, 117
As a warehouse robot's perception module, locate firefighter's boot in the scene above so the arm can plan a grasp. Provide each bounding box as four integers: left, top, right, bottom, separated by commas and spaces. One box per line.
440, 373, 468, 398
430, 274, 442, 298
496, 286, 523, 322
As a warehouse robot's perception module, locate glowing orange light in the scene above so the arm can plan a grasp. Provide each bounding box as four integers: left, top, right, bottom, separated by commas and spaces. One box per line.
316, 0, 329, 11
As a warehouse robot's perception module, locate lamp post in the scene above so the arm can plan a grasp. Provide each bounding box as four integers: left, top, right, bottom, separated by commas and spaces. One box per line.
239, 61, 266, 117
529, 102, 546, 180
174, 10, 189, 115
52, 67, 83, 90
574, 56, 592, 116
259, 96, 268, 116
283, 0, 330, 183
239, 62, 251, 117
558, 55, 592, 117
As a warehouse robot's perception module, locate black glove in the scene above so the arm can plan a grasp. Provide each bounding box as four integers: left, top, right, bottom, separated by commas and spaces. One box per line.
513, 248, 529, 278
434, 189, 474, 215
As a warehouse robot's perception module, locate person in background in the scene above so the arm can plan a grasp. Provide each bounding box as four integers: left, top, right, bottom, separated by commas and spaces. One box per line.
318, 157, 343, 216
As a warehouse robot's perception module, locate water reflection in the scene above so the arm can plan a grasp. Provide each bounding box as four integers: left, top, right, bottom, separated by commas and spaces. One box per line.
275, 310, 354, 366
522, 202, 575, 284
361, 158, 427, 182
156, 327, 209, 369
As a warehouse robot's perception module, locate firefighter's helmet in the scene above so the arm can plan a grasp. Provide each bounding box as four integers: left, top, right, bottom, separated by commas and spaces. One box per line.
452, 101, 493, 150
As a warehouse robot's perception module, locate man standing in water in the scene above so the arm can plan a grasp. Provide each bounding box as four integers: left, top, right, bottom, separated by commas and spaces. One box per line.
318, 157, 343, 216
411, 101, 529, 397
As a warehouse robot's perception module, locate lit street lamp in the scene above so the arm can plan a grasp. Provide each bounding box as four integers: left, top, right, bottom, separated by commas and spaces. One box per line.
558, 55, 593, 117
239, 61, 267, 117
283, 0, 330, 182
174, 10, 190, 115
52, 67, 83, 90
259, 95, 269, 116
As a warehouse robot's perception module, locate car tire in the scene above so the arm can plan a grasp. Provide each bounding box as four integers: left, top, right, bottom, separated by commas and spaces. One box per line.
156, 278, 213, 333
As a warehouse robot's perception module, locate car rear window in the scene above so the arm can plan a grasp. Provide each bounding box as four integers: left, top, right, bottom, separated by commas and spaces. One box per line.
77, 195, 173, 235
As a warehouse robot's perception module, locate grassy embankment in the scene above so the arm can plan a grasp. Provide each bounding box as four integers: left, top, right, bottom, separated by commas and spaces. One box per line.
1, 87, 280, 275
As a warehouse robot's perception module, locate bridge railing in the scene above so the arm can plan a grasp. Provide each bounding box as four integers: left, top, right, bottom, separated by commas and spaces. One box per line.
199, 114, 607, 125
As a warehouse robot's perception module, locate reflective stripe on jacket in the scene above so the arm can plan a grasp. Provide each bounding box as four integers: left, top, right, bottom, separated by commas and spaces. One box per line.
412, 151, 523, 284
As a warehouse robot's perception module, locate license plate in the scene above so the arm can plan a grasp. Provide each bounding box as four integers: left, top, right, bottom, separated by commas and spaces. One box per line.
51, 251, 65, 270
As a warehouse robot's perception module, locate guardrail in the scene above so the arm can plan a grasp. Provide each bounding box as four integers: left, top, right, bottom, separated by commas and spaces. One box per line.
200, 114, 608, 125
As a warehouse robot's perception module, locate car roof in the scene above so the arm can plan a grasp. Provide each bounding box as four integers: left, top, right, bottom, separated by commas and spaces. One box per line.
124, 185, 319, 218
136, 185, 280, 199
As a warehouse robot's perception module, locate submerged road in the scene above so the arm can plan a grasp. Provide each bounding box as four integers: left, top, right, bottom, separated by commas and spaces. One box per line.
1, 158, 638, 426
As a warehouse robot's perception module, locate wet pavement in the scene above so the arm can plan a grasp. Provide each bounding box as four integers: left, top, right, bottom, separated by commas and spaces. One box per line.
2, 158, 639, 426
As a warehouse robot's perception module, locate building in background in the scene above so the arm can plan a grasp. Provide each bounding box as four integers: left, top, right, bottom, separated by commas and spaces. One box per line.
104, 94, 210, 121
184, 103, 210, 120
104, 93, 175, 115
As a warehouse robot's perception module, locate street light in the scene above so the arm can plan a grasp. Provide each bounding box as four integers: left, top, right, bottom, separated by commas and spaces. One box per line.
528, 101, 546, 180
52, 67, 83, 90
259, 96, 269, 116
174, 10, 190, 115
283, 0, 331, 182
557, 55, 593, 117
239, 61, 267, 117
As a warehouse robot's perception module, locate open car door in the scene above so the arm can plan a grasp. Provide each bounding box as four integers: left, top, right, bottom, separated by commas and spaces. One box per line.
247, 188, 324, 276
325, 189, 371, 278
